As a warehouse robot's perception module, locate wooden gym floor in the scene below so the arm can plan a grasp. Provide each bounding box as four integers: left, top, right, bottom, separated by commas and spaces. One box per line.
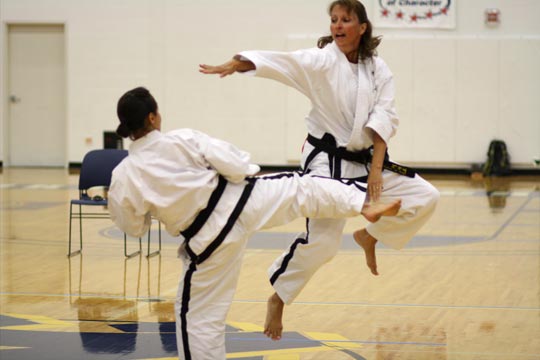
0, 168, 539, 360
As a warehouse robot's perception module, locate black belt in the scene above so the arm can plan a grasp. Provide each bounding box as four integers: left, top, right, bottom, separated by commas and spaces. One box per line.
180, 176, 256, 264
305, 133, 416, 178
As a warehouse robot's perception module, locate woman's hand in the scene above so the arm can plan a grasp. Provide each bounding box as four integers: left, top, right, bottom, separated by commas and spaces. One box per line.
368, 131, 387, 203
199, 57, 255, 78
199, 60, 237, 77
367, 168, 383, 202
367, 167, 383, 202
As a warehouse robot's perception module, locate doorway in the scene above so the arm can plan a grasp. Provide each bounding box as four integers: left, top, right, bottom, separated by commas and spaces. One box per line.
6, 24, 66, 167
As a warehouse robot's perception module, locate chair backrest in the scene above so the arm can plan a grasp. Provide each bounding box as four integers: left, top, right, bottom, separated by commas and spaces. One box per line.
78, 149, 128, 191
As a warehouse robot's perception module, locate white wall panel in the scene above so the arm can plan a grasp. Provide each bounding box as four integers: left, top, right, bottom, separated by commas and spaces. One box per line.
499, 38, 540, 164
378, 38, 415, 162
455, 39, 499, 164
285, 36, 318, 163
66, 1, 154, 161
412, 39, 456, 163
285, 86, 311, 163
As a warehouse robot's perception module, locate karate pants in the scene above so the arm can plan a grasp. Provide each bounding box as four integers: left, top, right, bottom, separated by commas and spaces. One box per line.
175, 173, 368, 360
268, 146, 440, 305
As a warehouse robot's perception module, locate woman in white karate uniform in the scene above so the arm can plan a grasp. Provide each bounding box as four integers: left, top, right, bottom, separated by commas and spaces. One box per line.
108, 87, 400, 359
200, 0, 440, 341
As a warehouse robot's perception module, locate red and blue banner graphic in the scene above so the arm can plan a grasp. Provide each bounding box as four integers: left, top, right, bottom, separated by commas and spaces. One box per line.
373, 0, 456, 29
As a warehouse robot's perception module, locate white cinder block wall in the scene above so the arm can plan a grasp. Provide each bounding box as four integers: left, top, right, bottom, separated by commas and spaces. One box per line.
1, 0, 539, 167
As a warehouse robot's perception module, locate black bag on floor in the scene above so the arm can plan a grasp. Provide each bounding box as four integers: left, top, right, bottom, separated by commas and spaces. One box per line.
483, 140, 511, 176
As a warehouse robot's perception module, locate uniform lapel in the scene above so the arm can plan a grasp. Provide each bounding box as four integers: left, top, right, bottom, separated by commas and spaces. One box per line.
348, 57, 374, 150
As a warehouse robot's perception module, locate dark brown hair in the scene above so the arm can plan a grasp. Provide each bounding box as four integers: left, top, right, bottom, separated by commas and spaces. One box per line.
317, 0, 381, 61
116, 87, 158, 138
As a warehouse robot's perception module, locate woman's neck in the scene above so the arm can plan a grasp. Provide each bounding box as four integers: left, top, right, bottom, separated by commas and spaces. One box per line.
131, 127, 155, 141
346, 49, 359, 63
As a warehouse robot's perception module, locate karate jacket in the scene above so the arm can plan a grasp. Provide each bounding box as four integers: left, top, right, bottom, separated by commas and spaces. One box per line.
239, 42, 399, 152
108, 129, 260, 238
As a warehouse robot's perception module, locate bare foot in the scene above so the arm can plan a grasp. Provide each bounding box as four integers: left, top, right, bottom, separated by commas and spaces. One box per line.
264, 293, 284, 341
353, 229, 379, 276
361, 199, 401, 223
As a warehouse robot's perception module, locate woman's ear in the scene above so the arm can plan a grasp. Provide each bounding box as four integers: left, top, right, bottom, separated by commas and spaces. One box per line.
148, 113, 157, 128
359, 22, 368, 36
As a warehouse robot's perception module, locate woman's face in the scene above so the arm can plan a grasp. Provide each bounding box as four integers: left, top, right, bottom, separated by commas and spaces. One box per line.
330, 5, 367, 58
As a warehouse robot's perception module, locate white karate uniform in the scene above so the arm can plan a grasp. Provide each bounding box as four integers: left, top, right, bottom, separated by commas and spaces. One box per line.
108, 128, 371, 360
239, 43, 440, 305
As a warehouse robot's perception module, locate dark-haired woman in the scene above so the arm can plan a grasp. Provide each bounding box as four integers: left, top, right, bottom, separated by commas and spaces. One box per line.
108, 87, 401, 359
200, 0, 440, 340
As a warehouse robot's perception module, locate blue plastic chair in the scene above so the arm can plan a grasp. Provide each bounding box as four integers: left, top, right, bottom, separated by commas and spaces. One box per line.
68, 149, 161, 258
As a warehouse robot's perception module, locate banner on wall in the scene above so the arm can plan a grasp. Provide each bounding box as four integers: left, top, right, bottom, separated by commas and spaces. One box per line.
373, 0, 456, 29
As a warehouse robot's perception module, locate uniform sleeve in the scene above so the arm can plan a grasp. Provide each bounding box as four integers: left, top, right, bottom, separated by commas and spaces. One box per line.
108, 168, 151, 238
364, 58, 399, 144
193, 131, 261, 183
238, 49, 321, 99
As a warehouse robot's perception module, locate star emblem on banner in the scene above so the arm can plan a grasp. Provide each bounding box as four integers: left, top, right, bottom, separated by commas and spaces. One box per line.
378, 0, 452, 24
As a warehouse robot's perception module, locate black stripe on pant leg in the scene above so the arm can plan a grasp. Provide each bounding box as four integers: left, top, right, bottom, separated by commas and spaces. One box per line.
281, 172, 367, 193
180, 262, 197, 360
270, 219, 310, 285
181, 175, 227, 240
196, 180, 256, 264
340, 176, 368, 192
257, 172, 297, 180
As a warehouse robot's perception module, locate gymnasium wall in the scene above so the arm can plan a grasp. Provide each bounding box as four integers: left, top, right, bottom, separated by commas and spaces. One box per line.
1, 0, 539, 167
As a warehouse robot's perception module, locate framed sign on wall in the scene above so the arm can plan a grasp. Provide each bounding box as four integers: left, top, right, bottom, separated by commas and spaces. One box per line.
373, 0, 456, 29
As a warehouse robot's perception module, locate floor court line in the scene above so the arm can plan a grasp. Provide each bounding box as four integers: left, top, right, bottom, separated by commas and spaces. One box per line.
2, 292, 538, 311
232, 299, 540, 311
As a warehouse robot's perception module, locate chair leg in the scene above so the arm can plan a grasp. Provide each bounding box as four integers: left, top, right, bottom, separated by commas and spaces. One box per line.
79, 204, 83, 249
124, 233, 142, 258
146, 221, 161, 258
67, 203, 81, 257
68, 204, 73, 256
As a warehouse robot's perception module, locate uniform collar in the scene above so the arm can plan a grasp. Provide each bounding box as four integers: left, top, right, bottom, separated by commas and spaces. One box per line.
129, 130, 162, 153
328, 41, 347, 61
